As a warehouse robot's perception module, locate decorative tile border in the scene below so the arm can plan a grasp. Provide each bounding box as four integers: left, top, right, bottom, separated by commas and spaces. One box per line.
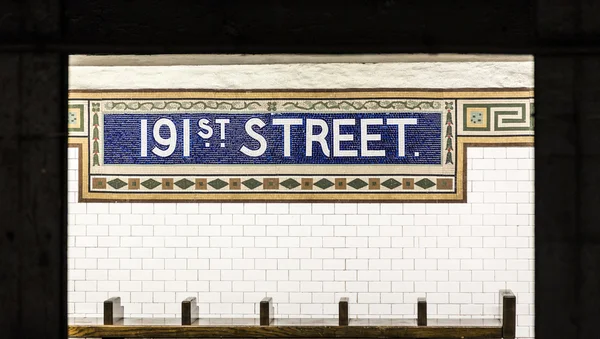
68, 100, 89, 136
100, 99, 443, 112
68, 89, 533, 202
88, 176, 455, 192
457, 99, 534, 135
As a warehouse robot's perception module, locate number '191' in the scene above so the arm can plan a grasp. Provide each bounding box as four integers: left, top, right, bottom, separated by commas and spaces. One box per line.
140, 118, 190, 158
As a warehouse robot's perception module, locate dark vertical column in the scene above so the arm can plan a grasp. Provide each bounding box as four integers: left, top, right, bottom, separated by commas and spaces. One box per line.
534, 55, 579, 339
182, 296, 199, 325
103, 297, 124, 325
501, 290, 516, 339
0, 53, 22, 339
0, 1, 66, 339
417, 297, 427, 326
338, 297, 349, 326
537, 0, 600, 338
576, 56, 600, 339
103, 297, 124, 339
260, 297, 274, 326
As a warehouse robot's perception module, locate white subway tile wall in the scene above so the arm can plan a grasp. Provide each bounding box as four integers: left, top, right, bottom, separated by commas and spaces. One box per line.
67, 146, 535, 339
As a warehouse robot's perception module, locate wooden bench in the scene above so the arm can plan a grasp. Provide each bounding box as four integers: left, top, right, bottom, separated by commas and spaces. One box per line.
69, 289, 516, 339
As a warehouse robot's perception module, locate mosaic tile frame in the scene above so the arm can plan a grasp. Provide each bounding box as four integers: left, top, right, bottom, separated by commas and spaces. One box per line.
68, 89, 534, 202
68, 100, 89, 136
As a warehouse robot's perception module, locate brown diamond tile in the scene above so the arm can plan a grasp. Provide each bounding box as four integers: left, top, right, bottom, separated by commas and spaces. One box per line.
437, 178, 453, 190
92, 177, 106, 189
369, 178, 380, 190
229, 178, 241, 190
162, 178, 174, 190
335, 178, 347, 190
195, 178, 207, 190
128, 178, 140, 190
301, 178, 313, 190
264, 178, 279, 190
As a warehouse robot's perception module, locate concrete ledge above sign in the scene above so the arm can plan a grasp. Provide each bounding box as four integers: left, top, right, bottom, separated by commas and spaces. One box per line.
68, 89, 533, 202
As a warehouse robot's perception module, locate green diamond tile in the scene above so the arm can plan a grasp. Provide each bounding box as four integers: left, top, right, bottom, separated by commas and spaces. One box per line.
415, 178, 436, 189
314, 178, 334, 189
174, 178, 195, 189
141, 179, 161, 189
208, 179, 228, 189
280, 178, 300, 189
107, 178, 127, 189
347, 178, 368, 189
242, 178, 263, 189
381, 178, 401, 189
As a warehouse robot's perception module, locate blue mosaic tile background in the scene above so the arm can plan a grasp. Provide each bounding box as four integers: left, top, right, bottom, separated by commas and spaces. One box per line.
103, 112, 441, 165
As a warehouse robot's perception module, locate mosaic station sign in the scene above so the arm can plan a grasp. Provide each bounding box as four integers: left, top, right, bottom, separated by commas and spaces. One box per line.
68, 90, 534, 202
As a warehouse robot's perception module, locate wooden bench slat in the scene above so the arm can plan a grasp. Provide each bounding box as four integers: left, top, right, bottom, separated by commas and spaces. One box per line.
68, 324, 503, 338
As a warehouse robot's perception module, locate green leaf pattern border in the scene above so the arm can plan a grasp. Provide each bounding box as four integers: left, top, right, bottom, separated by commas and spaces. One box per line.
101, 99, 443, 112
445, 101, 454, 165
91, 102, 101, 166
